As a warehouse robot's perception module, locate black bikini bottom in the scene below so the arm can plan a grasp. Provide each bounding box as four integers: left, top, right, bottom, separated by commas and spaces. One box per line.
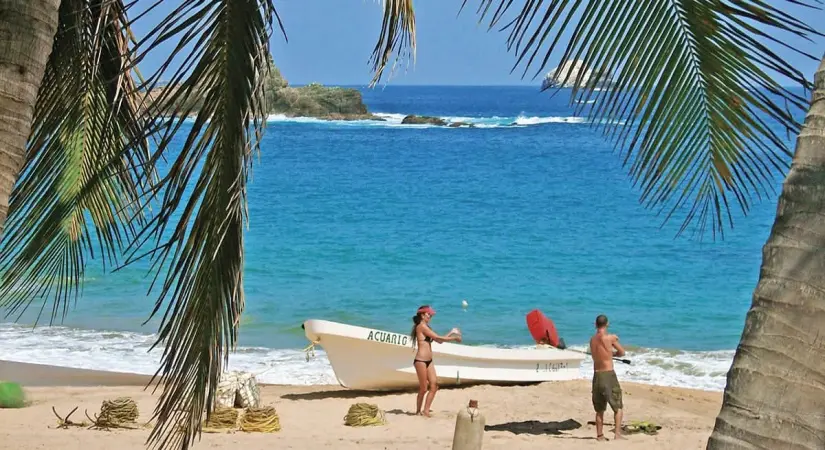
413, 359, 432, 368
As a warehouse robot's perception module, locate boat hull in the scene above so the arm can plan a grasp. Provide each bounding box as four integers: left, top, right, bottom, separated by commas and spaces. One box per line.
303, 319, 585, 390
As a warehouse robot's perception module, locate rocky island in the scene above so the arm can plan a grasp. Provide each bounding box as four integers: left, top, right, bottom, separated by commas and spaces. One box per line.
262, 60, 377, 120
541, 59, 614, 90
146, 56, 380, 121
145, 56, 474, 127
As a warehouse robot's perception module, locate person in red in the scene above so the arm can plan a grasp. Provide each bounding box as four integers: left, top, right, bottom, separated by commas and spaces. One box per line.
410, 305, 462, 417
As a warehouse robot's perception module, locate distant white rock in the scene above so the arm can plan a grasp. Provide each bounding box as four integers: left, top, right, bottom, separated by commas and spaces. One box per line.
541, 59, 613, 90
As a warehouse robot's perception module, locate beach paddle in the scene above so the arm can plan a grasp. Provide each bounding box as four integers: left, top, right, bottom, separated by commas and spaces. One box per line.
566, 348, 632, 365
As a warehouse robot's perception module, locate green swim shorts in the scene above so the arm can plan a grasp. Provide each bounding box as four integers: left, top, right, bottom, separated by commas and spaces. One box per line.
592, 370, 623, 412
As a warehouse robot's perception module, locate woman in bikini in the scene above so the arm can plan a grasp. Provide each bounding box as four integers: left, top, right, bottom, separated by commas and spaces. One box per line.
411, 305, 462, 417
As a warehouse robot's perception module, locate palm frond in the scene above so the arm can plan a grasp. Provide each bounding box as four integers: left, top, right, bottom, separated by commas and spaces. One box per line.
119, 1, 277, 448
0, 0, 149, 324
464, 0, 823, 238
369, 0, 417, 86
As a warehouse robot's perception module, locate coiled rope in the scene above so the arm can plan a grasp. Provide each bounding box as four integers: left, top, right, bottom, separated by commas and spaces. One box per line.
87, 397, 139, 429
240, 406, 281, 433
202, 407, 240, 433
343, 403, 386, 427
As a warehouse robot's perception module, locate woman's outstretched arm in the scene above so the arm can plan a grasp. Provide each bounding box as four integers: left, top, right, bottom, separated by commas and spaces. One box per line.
422, 325, 462, 343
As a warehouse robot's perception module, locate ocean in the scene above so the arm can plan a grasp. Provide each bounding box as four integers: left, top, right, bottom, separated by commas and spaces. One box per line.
0, 85, 792, 392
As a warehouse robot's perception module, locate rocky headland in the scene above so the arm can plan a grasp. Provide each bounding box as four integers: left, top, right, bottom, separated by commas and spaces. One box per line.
541, 59, 614, 90
145, 56, 476, 127
146, 56, 381, 121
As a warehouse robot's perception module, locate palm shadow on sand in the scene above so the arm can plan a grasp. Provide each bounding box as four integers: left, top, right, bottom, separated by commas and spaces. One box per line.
485, 418, 583, 436
280, 389, 402, 401
386, 409, 418, 416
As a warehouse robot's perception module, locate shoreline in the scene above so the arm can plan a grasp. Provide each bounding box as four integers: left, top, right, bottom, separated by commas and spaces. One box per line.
0, 319, 735, 392
0, 359, 723, 449
0, 358, 725, 393
0, 322, 735, 391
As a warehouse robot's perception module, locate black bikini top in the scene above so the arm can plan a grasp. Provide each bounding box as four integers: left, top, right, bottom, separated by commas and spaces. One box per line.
417, 329, 433, 343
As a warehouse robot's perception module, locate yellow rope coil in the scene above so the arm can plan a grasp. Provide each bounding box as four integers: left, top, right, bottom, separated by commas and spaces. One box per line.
343, 403, 386, 427
202, 407, 240, 433
240, 406, 281, 433
95, 397, 138, 427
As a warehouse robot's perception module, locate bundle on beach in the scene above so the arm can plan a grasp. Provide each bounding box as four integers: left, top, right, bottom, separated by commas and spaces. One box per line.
343, 403, 386, 427
202, 407, 240, 432
240, 406, 281, 433
215, 371, 260, 409
88, 397, 139, 429
623, 420, 662, 435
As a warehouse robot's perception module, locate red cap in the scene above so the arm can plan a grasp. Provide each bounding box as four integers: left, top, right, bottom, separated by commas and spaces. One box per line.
418, 306, 436, 316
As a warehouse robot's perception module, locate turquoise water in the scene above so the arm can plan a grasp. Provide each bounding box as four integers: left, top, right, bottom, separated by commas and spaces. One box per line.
0, 86, 792, 390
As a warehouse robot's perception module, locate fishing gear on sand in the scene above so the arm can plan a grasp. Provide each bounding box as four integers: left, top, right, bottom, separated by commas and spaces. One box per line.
87, 397, 140, 430
202, 407, 240, 432
49, 397, 143, 430
200, 405, 282, 433
240, 406, 281, 433
343, 403, 386, 427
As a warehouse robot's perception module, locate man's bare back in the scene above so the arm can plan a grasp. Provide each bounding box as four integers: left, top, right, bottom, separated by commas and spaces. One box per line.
589, 314, 625, 441
589, 331, 623, 372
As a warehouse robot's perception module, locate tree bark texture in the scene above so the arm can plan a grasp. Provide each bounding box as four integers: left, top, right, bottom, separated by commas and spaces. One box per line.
0, 0, 60, 234
707, 54, 825, 450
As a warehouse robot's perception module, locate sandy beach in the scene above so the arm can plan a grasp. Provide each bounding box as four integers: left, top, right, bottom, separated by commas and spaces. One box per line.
0, 360, 722, 450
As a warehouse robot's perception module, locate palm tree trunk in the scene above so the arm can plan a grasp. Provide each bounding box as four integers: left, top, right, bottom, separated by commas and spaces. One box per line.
0, 0, 61, 233
707, 54, 825, 450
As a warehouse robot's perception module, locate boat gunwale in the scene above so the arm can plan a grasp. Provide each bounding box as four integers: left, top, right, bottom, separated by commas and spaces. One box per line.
303, 319, 586, 363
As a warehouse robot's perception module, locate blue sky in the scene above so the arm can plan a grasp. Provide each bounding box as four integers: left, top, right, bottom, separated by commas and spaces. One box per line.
135, 1, 825, 86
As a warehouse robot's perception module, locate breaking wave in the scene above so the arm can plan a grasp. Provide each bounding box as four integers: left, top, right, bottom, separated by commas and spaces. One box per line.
1, 323, 730, 391
256, 112, 605, 129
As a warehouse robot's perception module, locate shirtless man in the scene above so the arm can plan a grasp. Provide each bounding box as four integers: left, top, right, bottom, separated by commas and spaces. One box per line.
589, 314, 625, 441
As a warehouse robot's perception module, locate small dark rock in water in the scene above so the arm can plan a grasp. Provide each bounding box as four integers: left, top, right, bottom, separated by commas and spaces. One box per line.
447, 121, 475, 128
401, 114, 447, 126
318, 113, 386, 121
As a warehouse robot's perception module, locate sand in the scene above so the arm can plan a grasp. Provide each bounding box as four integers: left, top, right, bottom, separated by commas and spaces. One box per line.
0, 360, 722, 449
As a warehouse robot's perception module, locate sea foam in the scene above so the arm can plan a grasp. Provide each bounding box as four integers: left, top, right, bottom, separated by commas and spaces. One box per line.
0, 323, 731, 391
257, 112, 598, 129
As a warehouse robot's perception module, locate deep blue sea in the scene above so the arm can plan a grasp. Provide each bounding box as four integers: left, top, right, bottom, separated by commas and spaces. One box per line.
0, 86, 793, 391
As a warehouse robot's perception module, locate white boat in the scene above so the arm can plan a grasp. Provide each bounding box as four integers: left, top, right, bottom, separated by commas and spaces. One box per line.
302, 319, 586, 390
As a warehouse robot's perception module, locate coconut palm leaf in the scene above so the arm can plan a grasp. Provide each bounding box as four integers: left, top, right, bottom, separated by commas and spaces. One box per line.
115, 1, 278, 449
463, 0, 823, 238
113, 0, 420, 446
0, 0, 148, 325
370, 0, 417, 86
1, 0, 417, 448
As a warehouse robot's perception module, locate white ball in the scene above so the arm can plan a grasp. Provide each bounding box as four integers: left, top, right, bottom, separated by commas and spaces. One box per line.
461, 300, 469, 308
